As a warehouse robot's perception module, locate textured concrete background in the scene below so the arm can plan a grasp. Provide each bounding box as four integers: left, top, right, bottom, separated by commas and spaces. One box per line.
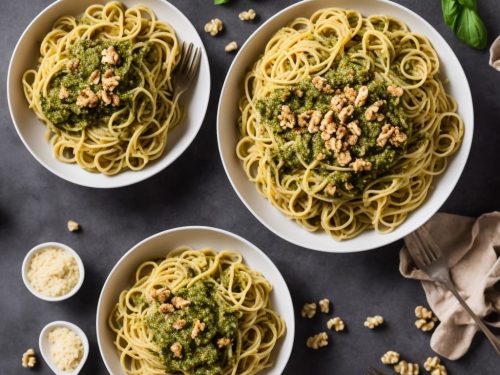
0, 0, 499, 374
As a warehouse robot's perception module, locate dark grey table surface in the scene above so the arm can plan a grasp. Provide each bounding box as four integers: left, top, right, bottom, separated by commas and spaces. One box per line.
1, 0, 499, 374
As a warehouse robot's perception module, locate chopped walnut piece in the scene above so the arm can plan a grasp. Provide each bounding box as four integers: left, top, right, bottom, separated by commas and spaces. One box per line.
325, 183, 336, 196
331, 94, 347, 113
387, 85, 404, 97
345, 182, 354, 191
423, 356, 447, 375
320, 110, 335, 131
316, 153, 326, 161
343, 85, 357, 103
172, 319, 187, 330
217, 337, 231, 348
338, 105, 354, 124
306, 332, 328, 349
326, 138, 343, 153
238, 9, 256, 21
151, 287, 171, 302
67, 59, 80, 72
102, 69, 120, 92
394, 360, 419, 375
159, 303, 175, 314
347, 134, 358, 146
76, 88, 99, 108
98, 90, 112, 105
101, 46, 120, 65
390, 127, 407, 147
381, 350, 400, 365
336, 125, 347, 140
278, 105, 296, 129
22, 348, 37, 368
67, 220, 80, 232
295, 89, 304, 98
364, 315, 384, 329
312, 76, 334, 94
170, 342, 183, 358
88, 69, 100, 84
350, 158, 372, 173
321, 131, 331, 141
327, 317, 345, 332
59, 86, 69, 100
307, 110, 322, 133
191, 319, 206, 339
298, 110, 313, 127
280, 90, 291, 102
225, 41, 238, 52
171, 296, 191, 309
347, 120, 361, 136
319, 298, 330, 314
365, 100, 384, 121
336, 151, 352, 166
354, 85, 369, 106
301, 302, 317, 318
204, 18, 223, 36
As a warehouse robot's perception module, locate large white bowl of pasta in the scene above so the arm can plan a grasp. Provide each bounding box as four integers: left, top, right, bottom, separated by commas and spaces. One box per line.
217, 0, 472, 252
8, 0, 210, 188
96, 226, 294, 375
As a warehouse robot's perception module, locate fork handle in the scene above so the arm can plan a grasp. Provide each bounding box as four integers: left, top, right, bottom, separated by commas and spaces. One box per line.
442, 279, 500, 356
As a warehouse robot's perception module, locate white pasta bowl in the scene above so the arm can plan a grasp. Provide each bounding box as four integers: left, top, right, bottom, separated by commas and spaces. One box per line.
217, 0, 473, 252
39, 320, 89, 375
7, 0, 210, 188
96, 226, 294, 375
22, 242, 85, 302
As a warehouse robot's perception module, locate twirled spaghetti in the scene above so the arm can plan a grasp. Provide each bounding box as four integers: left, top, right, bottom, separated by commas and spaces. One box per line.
109, 247, 285, 375
236, 8, 464, 240
22, 2, 181, 175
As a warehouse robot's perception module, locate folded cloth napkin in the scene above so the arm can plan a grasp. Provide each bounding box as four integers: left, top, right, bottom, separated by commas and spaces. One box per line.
490, 36, 500, 71
399, 212, 500, 360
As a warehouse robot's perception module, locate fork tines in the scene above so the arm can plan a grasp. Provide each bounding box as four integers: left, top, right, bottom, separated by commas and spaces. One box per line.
406, 226, 443, 268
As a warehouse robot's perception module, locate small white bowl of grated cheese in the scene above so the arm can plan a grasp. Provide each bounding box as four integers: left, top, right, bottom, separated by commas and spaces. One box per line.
22, 242, 84, 302
39, 320, 89, 374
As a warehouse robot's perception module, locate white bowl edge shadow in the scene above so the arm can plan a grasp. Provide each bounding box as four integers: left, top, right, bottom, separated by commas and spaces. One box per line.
217, 0, 474, 253
39, 320, 90, 375
22, 242, 85, 302
7, 0, 210, 189
96, 226, 295, 375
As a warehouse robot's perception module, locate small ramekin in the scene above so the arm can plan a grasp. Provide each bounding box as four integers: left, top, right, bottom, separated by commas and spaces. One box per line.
22, 242, 85, 302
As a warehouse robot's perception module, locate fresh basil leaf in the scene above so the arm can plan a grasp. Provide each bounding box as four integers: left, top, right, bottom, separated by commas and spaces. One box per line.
442, 0, 461, 30
457, 0, 477, 10
214, 0, 230, 4
455, 7, 487, 49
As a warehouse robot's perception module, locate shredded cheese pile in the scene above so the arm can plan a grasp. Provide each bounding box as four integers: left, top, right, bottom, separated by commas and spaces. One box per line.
48, 327, 83, 372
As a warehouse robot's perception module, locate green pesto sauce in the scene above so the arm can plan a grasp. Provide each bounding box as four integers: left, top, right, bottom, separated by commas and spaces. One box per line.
256, 56, 411, 193
146, 281, 240, 375
41, 39, 150, 132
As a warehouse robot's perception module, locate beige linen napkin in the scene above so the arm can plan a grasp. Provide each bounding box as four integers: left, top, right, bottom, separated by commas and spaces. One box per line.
489, 36, 500, 71
399, 212, 500, 360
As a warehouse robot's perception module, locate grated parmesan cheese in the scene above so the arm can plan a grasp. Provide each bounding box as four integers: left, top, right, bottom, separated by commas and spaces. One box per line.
27, 247, 79, 297
48, 327, 83, 372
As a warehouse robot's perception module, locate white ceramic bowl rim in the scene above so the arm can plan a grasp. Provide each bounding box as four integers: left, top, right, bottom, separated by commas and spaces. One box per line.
96, 226, 295, 375
39, 320, 89, 375
7, 0, 210, 188
22, 242, 85, 302
217, 0, 473, 253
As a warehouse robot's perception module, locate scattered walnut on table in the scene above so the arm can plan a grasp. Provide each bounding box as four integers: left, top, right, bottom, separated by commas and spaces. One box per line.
394, 360, 419, 375
327, 317, 345, 332
225, 41, 238, 52
380, 350, 400, 365
306, 332, 328, 349
67, 220, 80, 232
318, 298, 330, 314
239, 9, 256, 21
301, 302, 317, 318
364, 315, 384, 329
204, 18, 223, 36
423, 356, 447, 375
21, 348, 37, 368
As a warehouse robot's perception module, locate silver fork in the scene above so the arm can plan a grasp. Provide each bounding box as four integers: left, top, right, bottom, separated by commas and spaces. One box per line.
172, 42, 201, 105
365, 367, 387, 375
406, 226, 500, 356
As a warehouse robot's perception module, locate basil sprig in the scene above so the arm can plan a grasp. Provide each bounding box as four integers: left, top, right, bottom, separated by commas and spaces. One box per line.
214, 0, 230, 4
442, 0, 487, 49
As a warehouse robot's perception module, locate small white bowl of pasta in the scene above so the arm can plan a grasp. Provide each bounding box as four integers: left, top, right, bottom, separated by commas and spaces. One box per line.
7, 0, 210, 188
96, 226, 294, 375
217, 0, 473, 252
